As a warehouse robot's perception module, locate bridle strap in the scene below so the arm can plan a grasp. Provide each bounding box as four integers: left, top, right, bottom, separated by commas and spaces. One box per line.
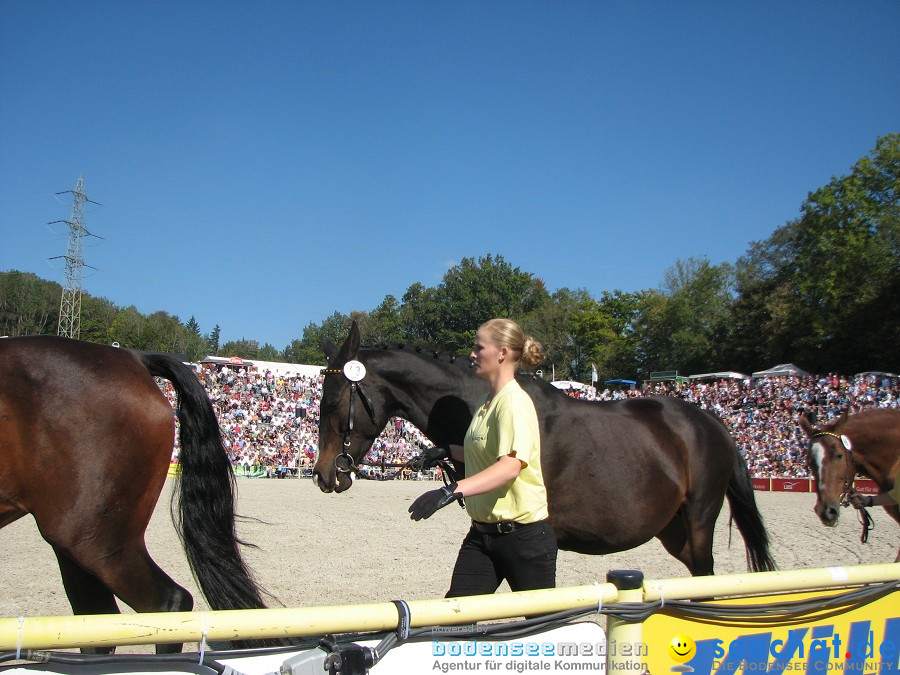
812, 431, 874, 544
321, 364, 462, 494
322, 366, 378, 476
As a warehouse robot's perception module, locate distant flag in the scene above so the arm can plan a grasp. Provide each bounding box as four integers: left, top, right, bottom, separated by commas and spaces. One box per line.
591, 364, 598, 384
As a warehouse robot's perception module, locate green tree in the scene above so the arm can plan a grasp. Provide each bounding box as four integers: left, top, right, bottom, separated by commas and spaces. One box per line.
258, 343, 281, 361
593, 290, 647, 380
520, 288, 589, 381
634, 258, 735, 376
731, 133, 899, 373
398, 282, 441, 345
359, 295, 405, 345
220, 338, 261, 359
108, 306, 147, 349
207, 325, 221, 355
79, 295, 120, 345
284, 312, 352, 365
143, 311, 189, 353
179, 316, 207, 361
0, 270, 59, 336
432, 254, 548, 351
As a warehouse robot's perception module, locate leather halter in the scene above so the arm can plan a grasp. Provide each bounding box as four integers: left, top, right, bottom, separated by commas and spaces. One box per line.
321, 364, 464, 488
321, 366, 378, 475
809, 431, 856, 500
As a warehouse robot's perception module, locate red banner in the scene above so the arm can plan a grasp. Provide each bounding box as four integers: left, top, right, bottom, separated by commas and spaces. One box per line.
740, 477, 880, 493
771, 478, 811, 492
751, 478, 769, 491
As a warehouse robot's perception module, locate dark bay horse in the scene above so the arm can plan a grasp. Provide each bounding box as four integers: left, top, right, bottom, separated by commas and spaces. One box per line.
313, 322, 775, 576
0, 336, 269, 652
799, 408, 900, 561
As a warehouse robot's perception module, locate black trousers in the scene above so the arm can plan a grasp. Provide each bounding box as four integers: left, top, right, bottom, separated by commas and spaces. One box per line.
445, 519, 558, 598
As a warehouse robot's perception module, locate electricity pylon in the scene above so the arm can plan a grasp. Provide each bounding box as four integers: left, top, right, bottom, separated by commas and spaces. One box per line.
49, 175, 100, 339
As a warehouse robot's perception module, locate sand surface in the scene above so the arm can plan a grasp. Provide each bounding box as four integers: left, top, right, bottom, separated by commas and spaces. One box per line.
0, 479, 896, 650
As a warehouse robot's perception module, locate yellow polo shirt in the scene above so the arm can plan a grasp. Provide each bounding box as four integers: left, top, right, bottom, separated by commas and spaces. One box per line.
463, 379, 548, 524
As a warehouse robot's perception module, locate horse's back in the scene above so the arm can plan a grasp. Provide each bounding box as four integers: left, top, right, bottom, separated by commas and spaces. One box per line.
519, 380, 738, 554
523, 380, 735, 469
845, 408, 900, 478
0, 336, 174, 531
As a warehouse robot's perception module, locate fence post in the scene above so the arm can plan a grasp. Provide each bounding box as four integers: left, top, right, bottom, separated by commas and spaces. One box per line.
606, 570, 647, 673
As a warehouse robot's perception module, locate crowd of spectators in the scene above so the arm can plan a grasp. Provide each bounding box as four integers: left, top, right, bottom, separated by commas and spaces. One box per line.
162, 363, 434, 480
593, 372, 898, 478
160, 364, 898, 481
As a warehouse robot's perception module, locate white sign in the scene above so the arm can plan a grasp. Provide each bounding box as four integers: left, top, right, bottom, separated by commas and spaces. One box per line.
343, 360, 366, 382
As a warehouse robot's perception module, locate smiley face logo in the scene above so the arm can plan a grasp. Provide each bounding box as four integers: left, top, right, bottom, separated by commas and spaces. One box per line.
668, 634, 696, 670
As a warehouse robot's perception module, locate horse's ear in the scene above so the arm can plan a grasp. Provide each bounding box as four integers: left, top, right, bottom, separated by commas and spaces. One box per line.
835, 408, 850, 429
322, 336, 339, 362
798, 413, 814, 437
345, 320, 361, 359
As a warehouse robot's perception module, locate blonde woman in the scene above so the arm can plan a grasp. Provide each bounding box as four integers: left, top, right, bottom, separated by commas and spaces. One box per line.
409, 318, 557, 596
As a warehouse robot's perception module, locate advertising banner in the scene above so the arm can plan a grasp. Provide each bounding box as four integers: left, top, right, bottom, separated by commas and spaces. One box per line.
641, 586, 899, 675
771, 478, 811, 492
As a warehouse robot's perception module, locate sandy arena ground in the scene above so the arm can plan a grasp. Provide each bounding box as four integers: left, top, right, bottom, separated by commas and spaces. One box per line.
0, 478, 896, 624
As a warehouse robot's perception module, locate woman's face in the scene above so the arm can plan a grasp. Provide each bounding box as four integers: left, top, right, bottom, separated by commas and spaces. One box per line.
470, 327, 504, 380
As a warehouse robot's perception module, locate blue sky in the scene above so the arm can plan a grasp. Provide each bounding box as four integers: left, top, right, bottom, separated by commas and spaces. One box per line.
1, 2, 897, 350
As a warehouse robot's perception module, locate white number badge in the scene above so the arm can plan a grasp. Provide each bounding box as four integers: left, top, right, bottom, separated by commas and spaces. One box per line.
343, 360, 367, 382
840, 435, 852, 451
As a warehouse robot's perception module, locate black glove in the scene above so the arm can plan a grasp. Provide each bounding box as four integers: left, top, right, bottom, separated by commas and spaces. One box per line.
413, 445, 452, 471
847, 489, 873, 509
409, 482, 463, 521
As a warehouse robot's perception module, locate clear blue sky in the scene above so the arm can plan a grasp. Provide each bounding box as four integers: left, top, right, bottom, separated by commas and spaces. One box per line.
2, 1, 897, 350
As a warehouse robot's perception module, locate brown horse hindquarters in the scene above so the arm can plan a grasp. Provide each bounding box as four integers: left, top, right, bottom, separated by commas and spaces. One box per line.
0, 339, 191, 620
540, 396, 732, 576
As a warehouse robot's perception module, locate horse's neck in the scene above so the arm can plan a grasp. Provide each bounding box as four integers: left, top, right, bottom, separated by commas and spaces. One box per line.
372, 351, 481, 438
845, 418, 900, 485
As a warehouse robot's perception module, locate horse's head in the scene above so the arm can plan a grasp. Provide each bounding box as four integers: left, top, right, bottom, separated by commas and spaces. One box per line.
799, 410, 853, 526
313, 321, 388, 493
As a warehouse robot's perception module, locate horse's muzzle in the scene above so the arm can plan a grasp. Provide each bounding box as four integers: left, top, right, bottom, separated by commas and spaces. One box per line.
816, 502, 840, 526
311, 468, 352, 494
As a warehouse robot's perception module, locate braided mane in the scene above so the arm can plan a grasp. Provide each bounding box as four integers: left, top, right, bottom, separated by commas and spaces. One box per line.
361, 342, 464, 363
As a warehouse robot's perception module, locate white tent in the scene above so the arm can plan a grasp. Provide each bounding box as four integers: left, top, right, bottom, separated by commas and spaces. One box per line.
200, 355, 323, 378
551, 380, 588, 390
751, 363, 809, 378
689, 371, 750, 381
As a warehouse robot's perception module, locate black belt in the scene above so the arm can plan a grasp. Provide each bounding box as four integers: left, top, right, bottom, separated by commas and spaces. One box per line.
472, 519, 543, 535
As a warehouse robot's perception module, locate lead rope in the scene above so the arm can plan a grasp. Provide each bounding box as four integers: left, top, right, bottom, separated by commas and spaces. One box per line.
839, 450, 875, 544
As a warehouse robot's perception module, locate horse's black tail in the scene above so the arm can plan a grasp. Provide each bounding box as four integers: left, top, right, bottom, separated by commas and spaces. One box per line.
139, 352, 269, 611
725, 445, 777, 572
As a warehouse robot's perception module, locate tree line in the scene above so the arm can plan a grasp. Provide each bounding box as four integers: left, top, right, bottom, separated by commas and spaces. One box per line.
2, 134, 897, 381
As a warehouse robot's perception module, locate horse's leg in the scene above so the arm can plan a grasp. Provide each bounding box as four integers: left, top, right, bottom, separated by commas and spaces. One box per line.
84, 541, 193, 654
656, 503, 716, 576
52, 547, 119, 655
45, 510, 193, 653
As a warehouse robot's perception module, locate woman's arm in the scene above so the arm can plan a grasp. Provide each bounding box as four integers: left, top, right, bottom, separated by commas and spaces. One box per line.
455, 454, 522, 498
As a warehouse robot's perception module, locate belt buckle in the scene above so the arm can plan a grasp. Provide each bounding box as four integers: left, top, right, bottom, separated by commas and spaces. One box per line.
497, 521, 516, 534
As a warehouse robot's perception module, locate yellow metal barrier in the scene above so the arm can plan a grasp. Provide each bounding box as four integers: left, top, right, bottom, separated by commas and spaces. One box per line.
0, 562, 897, 674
